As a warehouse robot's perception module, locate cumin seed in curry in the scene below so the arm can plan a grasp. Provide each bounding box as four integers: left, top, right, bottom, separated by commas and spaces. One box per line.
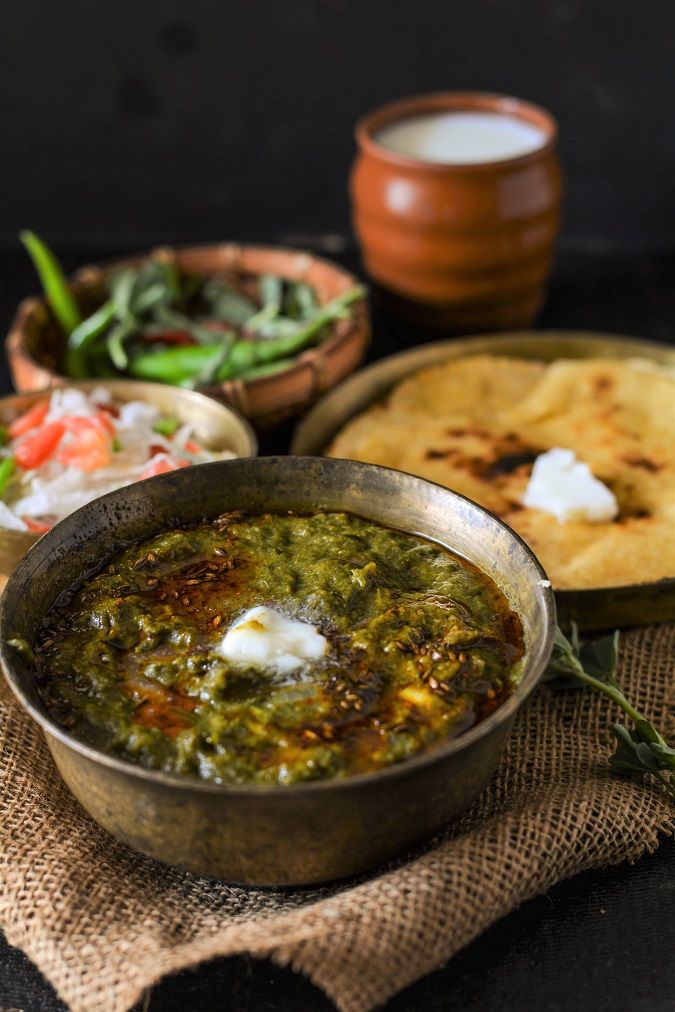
35, 512, 524, 785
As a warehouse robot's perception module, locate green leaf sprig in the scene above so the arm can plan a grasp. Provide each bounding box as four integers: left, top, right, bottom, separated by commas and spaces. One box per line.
545, 625, 675, 802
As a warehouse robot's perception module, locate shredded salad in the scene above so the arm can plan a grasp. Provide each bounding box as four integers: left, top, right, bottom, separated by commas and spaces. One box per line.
0, 387, 235, 532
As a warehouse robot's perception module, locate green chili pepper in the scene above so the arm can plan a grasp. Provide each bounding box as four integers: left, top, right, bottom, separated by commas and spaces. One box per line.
240, 300, 280, 334
20, 230, 81, 335
65, 300, 117, 377
108, 268, 137, 320
0, 426, 9, 447
258, 273, 283, 309
155, 305, 225, 346
134, 282, 170, 315
286, 281, 317, 319
106, 319, 137, 371
158, 258, 181, 304
128, 344, 222, 383
216, 285, 365, 380
255, 317, 305, 340
68, 300, 116, 351
152, 417, 180, 437
188, 334, 238, 388
0, 457, 16, 499
127, 285, 365, 386
202, 280, 257, 324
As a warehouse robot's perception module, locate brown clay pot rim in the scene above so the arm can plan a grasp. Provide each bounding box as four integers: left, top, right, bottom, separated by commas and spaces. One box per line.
355, 91, 558, 173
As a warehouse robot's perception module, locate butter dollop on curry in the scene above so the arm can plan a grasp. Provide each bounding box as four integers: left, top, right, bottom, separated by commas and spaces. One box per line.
219, 605, 329, 675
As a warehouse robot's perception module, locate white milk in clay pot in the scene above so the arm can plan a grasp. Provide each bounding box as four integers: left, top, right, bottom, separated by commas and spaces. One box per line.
375, 111, 547, 165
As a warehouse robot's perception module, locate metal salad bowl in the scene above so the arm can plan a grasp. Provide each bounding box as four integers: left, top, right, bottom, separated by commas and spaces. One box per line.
0, 379, 257, 581
0, 456, 555, 885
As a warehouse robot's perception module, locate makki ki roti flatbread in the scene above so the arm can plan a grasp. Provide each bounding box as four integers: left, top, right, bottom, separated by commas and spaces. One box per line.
387, 355, 545, 416
328, 355, 675, 590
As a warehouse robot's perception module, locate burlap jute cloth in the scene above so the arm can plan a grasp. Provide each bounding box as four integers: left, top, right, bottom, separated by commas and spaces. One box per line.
1, 624, 674, 1012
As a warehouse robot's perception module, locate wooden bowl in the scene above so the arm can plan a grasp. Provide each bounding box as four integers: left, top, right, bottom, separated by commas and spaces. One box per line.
6, 243, 371, 427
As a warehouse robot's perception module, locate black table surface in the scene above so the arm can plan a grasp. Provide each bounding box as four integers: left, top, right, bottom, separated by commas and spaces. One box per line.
1, 247, 673, 1012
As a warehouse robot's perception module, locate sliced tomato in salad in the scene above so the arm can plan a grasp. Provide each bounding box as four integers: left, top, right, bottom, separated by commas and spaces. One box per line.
8, 400, 49, 439
14, 420, 66, 469
23, 517, 53, 533
94, 410, 116, 436
0, 388, 222, 535
140, 454, 190, 480
57, 416, 113, 472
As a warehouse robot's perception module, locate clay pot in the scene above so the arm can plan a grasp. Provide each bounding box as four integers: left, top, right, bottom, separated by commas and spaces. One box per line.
350, 92, 562, 333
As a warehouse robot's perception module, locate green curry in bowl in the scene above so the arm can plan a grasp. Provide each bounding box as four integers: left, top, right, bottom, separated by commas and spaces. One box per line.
34, 510, 523, 786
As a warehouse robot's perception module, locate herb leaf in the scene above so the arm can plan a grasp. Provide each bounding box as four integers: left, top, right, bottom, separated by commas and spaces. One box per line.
578, 629, 619, 686
545, 623, 675, 803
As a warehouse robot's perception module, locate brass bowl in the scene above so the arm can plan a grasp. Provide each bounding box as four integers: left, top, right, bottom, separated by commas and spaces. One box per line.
292, 331, 675, 631
0, 457, 555, 885
0, 379, 257, 583
6, 243, 371, 427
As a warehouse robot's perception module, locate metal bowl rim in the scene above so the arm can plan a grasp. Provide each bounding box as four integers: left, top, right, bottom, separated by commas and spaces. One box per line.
0, 456, 556, 797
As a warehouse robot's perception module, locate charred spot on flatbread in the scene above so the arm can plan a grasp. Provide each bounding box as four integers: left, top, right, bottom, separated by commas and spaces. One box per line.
622, 454, 664, 473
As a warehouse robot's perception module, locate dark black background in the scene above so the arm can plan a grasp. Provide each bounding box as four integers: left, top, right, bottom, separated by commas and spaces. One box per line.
1, 0, 675, 254
1, 2, 674, 1010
